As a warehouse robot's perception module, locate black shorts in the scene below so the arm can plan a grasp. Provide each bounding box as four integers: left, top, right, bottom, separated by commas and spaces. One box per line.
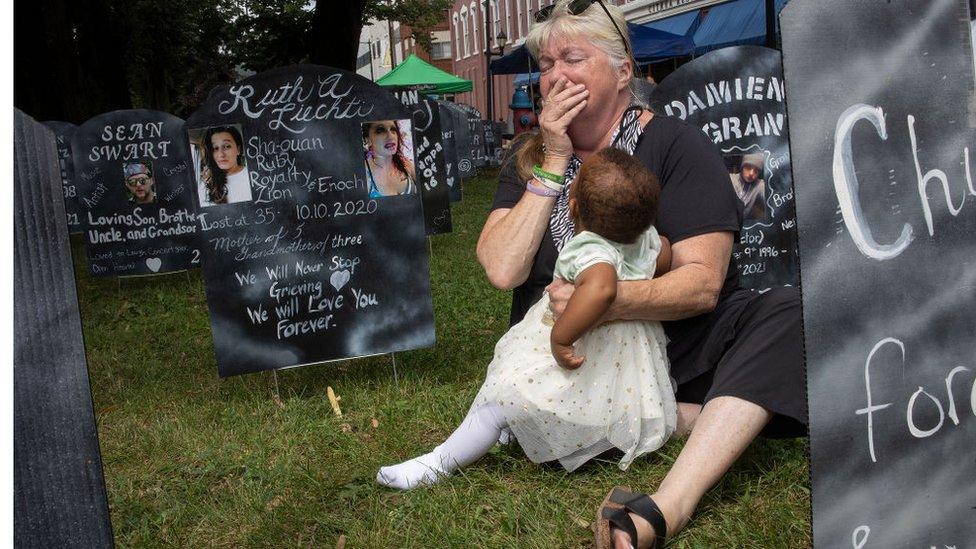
675, 287, 808, 439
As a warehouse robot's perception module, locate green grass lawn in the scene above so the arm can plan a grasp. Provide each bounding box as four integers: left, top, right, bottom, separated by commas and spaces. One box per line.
76, 168, 810, 548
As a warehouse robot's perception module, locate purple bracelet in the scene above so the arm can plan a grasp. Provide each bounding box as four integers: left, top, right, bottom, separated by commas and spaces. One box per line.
525, 180, 561, 198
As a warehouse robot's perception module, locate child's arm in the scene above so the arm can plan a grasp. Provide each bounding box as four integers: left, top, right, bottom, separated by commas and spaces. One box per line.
654, 235, 672, 278
550, 262, 618, 370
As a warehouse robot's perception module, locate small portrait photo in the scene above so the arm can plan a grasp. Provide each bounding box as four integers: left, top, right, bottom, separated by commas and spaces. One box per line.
187, 124, 253, 208
724, 151, 768, 222
123, 160, 157, 205
361, 119, 417, 198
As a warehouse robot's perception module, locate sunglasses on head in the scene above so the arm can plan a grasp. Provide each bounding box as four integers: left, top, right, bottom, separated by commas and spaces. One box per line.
534, 0, 631, 57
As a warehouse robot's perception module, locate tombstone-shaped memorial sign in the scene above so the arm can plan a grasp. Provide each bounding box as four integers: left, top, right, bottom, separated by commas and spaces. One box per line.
186, 64, 436, 377
15, 110, 113, 548
395, 90, 453, 234
72, 109, 201, 277
782, 0, 976, 545
440, 101, 475, 180
437, 102, 462, 202
650, 46, 797, 291
483, 120, 500, 167
43, 121, 83, 234
456, 103, 487, 167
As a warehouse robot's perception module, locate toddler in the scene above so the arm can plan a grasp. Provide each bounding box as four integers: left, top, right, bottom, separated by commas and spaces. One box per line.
377, 148, 677, 489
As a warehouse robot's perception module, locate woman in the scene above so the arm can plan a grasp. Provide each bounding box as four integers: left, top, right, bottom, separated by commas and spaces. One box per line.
476, 2, 806, 548
362, 120, 416, 197
200, 126, 251, 206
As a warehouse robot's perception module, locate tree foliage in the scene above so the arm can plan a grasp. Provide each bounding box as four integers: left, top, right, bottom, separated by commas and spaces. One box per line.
114, 0, 239, 117
15, 0, 453, 121
367, 0, 454, 53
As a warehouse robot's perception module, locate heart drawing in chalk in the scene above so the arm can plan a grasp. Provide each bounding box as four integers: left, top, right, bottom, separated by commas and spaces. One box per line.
146, 257, 162, 272
330, 269, 351, 291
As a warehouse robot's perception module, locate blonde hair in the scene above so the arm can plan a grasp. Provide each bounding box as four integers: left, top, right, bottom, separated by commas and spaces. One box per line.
510, 0, 639, 181
526, 0, 634, 81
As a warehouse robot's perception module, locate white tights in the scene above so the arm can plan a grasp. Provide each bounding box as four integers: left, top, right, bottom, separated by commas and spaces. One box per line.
376, 403, 509, 489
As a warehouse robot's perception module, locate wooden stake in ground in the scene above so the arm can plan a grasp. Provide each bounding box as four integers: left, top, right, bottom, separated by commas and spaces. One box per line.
326, 386, 342, 417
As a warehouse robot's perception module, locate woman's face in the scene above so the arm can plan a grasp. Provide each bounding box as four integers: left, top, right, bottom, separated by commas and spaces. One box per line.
367, 121, 400, 158
537, 34, 628, 123
210, 132, 241, 172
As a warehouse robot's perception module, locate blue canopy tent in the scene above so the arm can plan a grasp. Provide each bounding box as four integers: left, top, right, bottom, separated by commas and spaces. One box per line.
489, 22, 695, 75
628, 22, 697, 61
491, 45, 538, 75
643, 11, 702, 38
692, 0, 790, 54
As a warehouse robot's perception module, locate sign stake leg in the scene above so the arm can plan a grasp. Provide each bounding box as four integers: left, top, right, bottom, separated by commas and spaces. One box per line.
390, 353, 399, 388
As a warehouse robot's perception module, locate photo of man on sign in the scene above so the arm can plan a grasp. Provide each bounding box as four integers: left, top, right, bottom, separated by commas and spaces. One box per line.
122, 161, 157, 205
726, 152, 768, 222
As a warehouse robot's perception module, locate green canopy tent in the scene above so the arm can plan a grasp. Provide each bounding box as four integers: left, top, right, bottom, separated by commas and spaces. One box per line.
375, 54, 473, 94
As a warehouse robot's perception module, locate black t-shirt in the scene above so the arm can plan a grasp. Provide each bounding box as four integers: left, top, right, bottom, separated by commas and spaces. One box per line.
490, 115, 749, 382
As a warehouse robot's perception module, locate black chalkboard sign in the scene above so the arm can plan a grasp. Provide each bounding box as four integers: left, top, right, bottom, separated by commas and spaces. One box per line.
437, 102, 462, 202
782, 0, 976, 545
185, 64, 436, 377
15, 109, 114, 548
43, 121, 84, 234
456, 103, 487, 167
72, 109, 201, 277
440, 101, 475, 180
482, 121, 504, 167
650, 46, 797, 292
395, 89, 453, 234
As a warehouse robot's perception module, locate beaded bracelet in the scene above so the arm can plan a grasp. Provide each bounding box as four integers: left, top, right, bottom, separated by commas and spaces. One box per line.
525, 179, 561, 198
532, 164, 565, 185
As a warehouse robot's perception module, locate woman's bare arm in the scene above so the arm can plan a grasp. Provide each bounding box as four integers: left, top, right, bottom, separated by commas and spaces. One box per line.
654, 235, 672, 278
477, 199, 553, 289
477, 76, 587, 290
547, 231, 733, 321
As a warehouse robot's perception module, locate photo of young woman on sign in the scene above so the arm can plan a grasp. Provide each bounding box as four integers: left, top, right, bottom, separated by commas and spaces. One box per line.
189, 124, 253, 207
361, 119, 417, 198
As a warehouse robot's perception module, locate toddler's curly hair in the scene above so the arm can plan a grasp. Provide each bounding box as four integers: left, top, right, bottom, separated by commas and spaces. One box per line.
573, 148, 660, 244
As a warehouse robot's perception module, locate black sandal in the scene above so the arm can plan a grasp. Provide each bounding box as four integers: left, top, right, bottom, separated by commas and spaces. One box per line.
594, 488, 668, 549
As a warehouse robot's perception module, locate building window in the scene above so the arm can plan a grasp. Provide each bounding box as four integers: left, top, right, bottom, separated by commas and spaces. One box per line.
453, 12, 461, 60
431, 41, 452, 60
492, 0, 501, 48
460, 7, 470, 58
517, 1, 524, 39
470, 2, 480, 55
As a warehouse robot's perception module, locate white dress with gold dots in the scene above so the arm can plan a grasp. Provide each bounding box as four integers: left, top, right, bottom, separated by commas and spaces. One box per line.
472, 228, 677, 471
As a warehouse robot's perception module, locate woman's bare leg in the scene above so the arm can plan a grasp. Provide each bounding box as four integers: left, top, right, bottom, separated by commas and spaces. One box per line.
673, 402, 702, 438
613, 396, 771, 548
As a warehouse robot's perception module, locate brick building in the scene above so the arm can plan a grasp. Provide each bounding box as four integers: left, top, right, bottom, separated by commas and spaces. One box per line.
449, 0, 546, 125
447, 0, 719, 128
